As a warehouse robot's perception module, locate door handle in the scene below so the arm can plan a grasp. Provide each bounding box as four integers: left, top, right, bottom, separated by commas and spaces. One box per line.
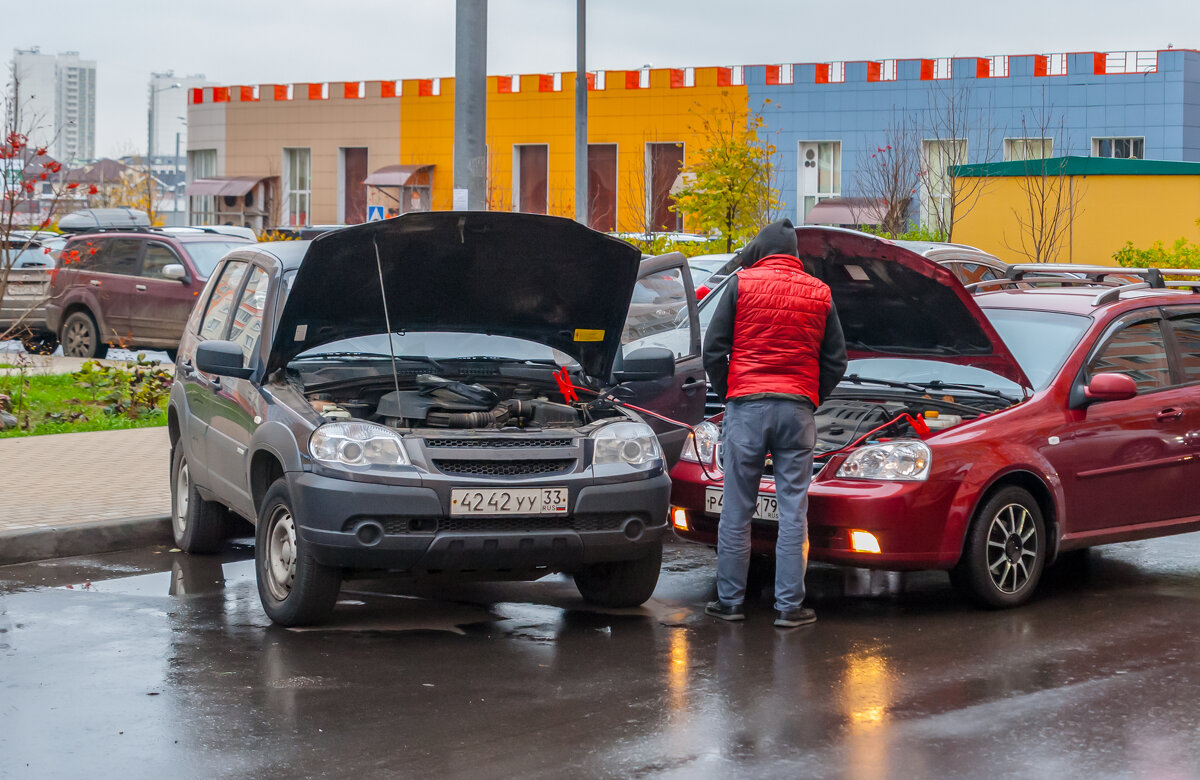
1156, 408, 1183, 422
89, 279, 101, 286
136, 284, 147, 291
681, 377, 704, 389
179, 359, 194, 376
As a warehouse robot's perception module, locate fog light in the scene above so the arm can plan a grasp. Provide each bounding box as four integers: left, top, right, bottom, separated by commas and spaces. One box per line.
849, 530, 881, 554
672, 507, 690, 531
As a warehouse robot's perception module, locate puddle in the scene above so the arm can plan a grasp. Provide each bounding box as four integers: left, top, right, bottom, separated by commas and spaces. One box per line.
56, 558, 256, 597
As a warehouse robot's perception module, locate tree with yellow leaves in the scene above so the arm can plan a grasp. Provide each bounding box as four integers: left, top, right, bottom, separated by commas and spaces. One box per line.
671, 96, 782, 253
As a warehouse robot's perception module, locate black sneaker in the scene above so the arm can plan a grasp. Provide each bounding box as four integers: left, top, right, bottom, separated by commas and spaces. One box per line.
705, 600, 746, 621
774, 607, 817, 628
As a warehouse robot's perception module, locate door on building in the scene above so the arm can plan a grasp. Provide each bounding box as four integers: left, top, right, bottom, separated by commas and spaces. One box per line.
341, 148, 368, 224
647, 143, 683, 232
798, 141, 841, 222
587, 144, 617, 232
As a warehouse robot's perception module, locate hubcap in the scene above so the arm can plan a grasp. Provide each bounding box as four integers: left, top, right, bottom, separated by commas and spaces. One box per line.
986, 503, 1038, 594
264, 506, 298, 602
64, 320, 92, 357
173, 461, 190, 538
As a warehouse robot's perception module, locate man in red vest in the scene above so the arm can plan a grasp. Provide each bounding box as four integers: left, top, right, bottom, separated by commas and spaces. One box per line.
702, 219, 846, 627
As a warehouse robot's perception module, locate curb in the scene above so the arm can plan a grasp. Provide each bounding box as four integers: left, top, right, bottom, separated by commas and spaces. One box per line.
0, 515, 173, 566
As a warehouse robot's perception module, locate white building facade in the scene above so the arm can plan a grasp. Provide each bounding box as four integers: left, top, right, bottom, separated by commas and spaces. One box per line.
10, 47, 96, 163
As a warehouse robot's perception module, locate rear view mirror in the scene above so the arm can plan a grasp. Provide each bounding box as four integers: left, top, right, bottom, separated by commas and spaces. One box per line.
613, 346, 675, 383
1083, 372, 1137, 404
162, 263, 188, 282
195, 340, 253, 379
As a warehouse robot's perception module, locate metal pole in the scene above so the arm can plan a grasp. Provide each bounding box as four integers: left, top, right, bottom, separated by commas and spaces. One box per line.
574, 0, 587, 225
454, 0, 487, 211
174, 131, 181, 221
147, 87, 154, 160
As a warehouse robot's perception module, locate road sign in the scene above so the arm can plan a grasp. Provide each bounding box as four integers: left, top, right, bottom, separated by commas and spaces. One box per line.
367, 205, 385, 222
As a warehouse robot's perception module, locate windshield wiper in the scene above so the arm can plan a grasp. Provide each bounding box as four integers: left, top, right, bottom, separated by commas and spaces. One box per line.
911, 380, 1018, 403
439, 355, 560, 365
841, 374, 928, 394
293, 352, 445, 371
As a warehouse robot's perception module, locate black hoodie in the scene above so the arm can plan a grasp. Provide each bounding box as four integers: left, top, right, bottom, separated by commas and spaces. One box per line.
701, 219, 848, 404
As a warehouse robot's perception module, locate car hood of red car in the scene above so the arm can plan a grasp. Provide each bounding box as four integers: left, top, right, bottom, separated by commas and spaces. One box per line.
266, 212, 643, 378
794, 227, 1032, 390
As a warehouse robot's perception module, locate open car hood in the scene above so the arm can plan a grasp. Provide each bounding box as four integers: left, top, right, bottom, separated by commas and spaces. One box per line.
266, 212, 642, 378
794, 228, 1033, 390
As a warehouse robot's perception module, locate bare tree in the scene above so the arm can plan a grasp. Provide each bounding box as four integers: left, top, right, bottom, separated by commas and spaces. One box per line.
852, 111, 921, 235
917, 79, 1001, 243
1004, 89, 1085, 262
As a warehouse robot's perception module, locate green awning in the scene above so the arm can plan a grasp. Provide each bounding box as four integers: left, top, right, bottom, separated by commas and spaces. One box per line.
951, 156, 1200, 178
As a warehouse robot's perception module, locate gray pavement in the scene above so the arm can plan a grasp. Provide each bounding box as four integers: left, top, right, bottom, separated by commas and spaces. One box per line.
4, 535, 1200, 778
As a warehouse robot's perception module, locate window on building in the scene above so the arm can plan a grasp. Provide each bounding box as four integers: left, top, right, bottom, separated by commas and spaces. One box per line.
799, 141, 841, 220
283, 148, 311, 226
1005, 138, 1054, 161
647, 143, 684, 232
921, 139, 967, 229
187, 149, 218, 224
1088, 319, 1170, 393
587, 144, 617, 232
514, 144, 549, 214
1092, 137, 1144, 159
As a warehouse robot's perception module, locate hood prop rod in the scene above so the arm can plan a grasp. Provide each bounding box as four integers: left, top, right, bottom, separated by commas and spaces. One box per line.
373, 237, 404, 403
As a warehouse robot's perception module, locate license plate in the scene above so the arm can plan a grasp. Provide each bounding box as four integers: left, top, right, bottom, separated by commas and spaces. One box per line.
450, 487, 569, 516
704, 488, 779, 522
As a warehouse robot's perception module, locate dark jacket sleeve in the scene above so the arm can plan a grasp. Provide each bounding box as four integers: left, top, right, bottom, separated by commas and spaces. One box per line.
701, 275, 738, 401
817, 302, 848, 405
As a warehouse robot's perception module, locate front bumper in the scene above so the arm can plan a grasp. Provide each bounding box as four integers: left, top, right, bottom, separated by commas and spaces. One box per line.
288, 469, 671, 573
669, 460, 962, 570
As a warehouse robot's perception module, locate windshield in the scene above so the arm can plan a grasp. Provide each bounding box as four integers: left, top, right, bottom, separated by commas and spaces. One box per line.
183, 241, 254, 278
840, 358, 1026, 398
983, 308, 1090, 390
294, 332, 571, 365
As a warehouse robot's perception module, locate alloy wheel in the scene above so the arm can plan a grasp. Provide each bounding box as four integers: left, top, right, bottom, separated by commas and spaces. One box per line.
63, 319, 92, 356
264, 506, 298, 602
986, 503, 1038, 594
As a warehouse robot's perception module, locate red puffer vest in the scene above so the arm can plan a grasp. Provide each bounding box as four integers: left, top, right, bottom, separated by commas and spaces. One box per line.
727, 254, 832, 405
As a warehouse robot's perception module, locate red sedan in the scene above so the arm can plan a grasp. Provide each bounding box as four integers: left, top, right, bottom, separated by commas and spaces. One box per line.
670, 228, 1200, 607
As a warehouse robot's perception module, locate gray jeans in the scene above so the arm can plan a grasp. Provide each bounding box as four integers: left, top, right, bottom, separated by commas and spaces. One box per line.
717, 397, 816, 612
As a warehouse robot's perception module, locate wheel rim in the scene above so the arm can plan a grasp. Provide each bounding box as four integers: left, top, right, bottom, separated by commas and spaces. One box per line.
263, 505, 298, 602
64, 319, 92, 357
986, 503, 1038, 594
173, 460, 190, 538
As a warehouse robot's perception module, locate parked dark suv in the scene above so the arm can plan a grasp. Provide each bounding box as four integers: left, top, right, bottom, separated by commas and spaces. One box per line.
167, 212, 707, 625
45, 229, 254, 359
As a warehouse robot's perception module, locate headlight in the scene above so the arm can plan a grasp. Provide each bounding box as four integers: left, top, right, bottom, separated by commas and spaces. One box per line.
680, 421, 720, 464
836, 440, 931, 481
309, 422, 410, 467
592, 420, 662, 466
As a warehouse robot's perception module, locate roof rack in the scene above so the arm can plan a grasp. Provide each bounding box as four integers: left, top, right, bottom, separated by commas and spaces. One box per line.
1006, 264, 1199, 288
964, 277, 1120, 293
1091, 281, 1200, 306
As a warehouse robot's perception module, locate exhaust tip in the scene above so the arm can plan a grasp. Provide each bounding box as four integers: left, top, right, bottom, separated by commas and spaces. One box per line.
622, 517, 645, 541
354, 520, 385, 546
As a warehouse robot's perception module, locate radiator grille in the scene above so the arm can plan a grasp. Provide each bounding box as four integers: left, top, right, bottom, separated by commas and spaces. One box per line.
424, 437, 573, 449
432, 459, 576, 477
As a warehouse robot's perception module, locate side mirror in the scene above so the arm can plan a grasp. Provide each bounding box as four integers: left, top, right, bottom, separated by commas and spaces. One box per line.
162, 263, 188, 282
1083, 372, 1137, 404
612, 346, 675, 383
195, 340, 253, 379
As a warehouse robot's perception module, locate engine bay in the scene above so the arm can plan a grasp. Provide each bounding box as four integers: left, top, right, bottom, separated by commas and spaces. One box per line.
306, 374, 619, 431
812, 392, 1007, 456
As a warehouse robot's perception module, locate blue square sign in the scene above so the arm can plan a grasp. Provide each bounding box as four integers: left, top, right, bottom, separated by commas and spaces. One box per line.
367, 205, 385, 222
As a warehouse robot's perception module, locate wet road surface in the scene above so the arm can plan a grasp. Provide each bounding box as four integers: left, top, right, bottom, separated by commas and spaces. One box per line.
3, 536, 1200, 778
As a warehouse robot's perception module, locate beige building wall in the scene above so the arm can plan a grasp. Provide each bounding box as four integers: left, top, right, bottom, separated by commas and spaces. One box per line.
188, 82, 401, 226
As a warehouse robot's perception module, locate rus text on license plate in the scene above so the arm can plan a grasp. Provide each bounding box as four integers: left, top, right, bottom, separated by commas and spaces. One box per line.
704, 488, 779, 522
450, 487, 569, 515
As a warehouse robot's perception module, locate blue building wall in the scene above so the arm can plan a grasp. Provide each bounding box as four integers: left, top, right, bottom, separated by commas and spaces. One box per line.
745, 50, 1200, 223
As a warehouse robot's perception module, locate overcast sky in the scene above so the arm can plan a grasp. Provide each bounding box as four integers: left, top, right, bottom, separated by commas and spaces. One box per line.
5, 0, 1195, 158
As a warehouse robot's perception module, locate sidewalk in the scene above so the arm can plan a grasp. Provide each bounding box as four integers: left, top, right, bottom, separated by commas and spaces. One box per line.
0, 427, 172, 565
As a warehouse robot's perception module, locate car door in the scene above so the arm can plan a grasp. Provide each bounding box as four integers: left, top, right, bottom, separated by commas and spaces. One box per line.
203, 264, 271, 517
89, 237, 143, 340
1161, 306, 1200, 518
618, 253, 706, 465
1054, 312, 1188, 533
130, 241, 199, 346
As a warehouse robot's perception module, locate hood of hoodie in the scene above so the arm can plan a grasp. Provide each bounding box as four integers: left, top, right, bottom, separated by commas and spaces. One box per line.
738, 219, 799, 269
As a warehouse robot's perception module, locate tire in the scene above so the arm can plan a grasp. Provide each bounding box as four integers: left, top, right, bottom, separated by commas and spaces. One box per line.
170, 444, 227, 554
21, 332, 59, 355
574, 541, 663, 608
951, 486, 1046, 609
255, 479, 342, 626
60, 311, 109, 359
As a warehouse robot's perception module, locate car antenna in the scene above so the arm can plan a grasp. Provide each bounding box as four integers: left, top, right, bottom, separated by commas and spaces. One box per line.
372, 236, 403, 400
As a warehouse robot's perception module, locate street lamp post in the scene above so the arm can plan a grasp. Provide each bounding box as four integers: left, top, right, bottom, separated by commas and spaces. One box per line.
147, 82, 180, 160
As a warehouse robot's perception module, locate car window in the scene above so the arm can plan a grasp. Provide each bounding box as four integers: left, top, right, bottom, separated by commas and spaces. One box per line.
954, 262, 1001, 285
623, 267, 693, 359
95, 238, 142, 275
1088, 319, 1171, 393
141, 243, 182, 279
1167, 312, 1200, 384
983, 308, 1090, 390
63, 238, 108, 271
181, 241, 253, 279
198, 261, 247, 341
227, 266, 269, 362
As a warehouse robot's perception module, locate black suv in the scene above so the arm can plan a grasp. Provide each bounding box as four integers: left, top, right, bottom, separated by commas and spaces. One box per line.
45, 229, 254, 359
167, 213, 706, 625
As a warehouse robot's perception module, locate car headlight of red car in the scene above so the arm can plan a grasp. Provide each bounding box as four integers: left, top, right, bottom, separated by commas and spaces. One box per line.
680, 421, 720, 464
836, 440, 931, 481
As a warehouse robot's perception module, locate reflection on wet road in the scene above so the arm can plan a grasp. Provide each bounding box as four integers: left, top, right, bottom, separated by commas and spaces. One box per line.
4, 536, 1200, 777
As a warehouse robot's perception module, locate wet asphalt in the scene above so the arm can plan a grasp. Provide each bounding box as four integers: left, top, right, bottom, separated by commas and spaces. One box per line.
3, 535, 1200, 779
